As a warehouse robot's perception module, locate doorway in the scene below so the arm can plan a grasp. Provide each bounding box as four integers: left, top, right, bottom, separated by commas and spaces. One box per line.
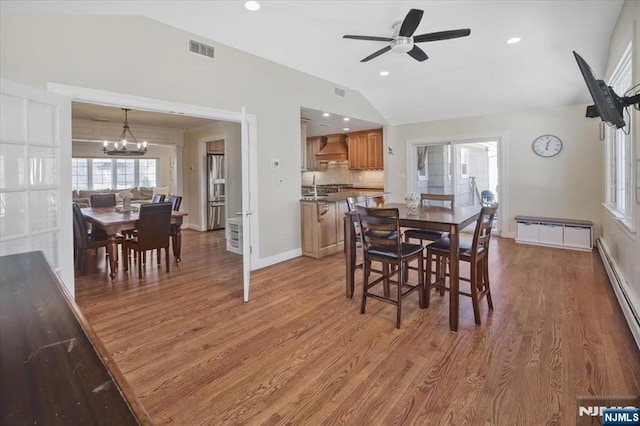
48, 82, 258, 301
407, 134, 506, 235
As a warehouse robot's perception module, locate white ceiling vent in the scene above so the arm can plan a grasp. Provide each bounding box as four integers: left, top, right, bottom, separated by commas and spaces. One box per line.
334, 87, 346, 98
188, 39, 215, 59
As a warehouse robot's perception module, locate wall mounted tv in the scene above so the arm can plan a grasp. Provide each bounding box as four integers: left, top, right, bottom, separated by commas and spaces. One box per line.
573, 51, 639, 129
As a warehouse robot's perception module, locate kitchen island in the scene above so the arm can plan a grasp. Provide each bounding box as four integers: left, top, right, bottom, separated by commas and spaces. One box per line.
300, 190, 385, 259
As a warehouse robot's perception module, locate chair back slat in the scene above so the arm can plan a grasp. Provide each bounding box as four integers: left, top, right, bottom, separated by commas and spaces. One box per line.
90, 193, 116, 207
471, 204, 498, 258
355, 206, 401, 255
167, 195, 182, 211
136, 202, 172, 250
345, 196, 368, 212
420, 193, 454, 208
152, 194, 166, 203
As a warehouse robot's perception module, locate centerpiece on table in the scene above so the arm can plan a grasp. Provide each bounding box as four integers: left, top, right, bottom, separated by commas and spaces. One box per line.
404, 192, 420, 214
117, 190, 136, 212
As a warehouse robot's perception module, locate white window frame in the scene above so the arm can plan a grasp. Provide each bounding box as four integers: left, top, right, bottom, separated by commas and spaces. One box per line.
604, 43, 633, 230
71, 157, 158, 190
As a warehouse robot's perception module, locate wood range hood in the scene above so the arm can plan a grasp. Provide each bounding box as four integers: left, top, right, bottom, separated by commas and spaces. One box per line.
314, 134, 348, 162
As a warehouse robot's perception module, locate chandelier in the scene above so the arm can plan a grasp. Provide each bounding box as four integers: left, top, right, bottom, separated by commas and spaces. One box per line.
102, 108, 148, 156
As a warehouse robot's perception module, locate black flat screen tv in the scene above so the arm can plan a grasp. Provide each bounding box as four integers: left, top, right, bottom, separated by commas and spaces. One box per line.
573, 51, 627, 128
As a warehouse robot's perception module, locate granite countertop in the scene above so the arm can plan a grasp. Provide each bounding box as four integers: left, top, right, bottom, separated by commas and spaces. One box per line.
300, 190, 387, 203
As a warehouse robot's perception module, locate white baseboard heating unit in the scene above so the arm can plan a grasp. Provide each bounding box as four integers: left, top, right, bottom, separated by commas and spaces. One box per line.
597, 237, 640, 349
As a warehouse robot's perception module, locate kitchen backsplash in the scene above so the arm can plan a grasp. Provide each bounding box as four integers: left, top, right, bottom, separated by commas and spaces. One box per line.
301, 163, 384, 188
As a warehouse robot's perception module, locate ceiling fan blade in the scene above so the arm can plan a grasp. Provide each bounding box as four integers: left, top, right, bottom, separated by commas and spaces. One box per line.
414, 29, 471, 43
407, 46, 429, 62
361, 45, 392, 62
399, 8, 424, 37
343, 35, 394, 42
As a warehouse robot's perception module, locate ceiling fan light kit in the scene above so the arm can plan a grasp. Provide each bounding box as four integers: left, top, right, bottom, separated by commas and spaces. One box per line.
343, 8, 470, 63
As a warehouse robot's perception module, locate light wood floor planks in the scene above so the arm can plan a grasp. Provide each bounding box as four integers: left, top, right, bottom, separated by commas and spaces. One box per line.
74, 229, 640, 425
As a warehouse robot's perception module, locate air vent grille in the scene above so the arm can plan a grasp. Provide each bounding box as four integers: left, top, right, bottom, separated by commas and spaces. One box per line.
334, 87, 346, 98
188, 39, 215, 59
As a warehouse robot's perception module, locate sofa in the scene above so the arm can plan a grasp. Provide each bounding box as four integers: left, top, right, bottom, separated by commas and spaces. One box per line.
73, 186, 170, 207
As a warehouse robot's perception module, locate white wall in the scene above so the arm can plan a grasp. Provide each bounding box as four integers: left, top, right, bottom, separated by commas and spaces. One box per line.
385, 104, 603, 237
0, 15, 386, 261
601, 0, 639, 293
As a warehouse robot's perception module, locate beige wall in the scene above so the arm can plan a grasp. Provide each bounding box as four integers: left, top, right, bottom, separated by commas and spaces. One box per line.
0, 15, 386, 261
601, 0, 640, 292
385, 104, 603, 237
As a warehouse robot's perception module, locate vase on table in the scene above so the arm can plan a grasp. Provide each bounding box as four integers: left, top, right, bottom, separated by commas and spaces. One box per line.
404, 192, 419, 215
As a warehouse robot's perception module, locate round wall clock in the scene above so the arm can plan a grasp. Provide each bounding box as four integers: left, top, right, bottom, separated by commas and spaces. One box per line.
532, 134, 563, 157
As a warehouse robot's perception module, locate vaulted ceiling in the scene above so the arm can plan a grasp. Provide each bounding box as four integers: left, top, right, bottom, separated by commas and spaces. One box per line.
2, 1, 624, 126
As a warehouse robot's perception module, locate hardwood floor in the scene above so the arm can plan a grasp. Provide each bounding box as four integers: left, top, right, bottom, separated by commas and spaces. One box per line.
74, 229, 640, 425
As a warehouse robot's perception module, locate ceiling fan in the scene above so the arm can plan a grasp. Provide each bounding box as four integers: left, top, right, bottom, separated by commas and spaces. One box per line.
343, 8, 470, 62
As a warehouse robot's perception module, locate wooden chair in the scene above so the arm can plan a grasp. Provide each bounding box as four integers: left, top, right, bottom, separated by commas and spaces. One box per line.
89, 193, 116, 207
404, 193, 455, 283
151, 194, 166, 203
123, 202, 173, 279
404, 193, 455, 243
167, 195, 182, 211
424, 204, 498, 325
72, 202, 121, 275
356, 205, 424, 328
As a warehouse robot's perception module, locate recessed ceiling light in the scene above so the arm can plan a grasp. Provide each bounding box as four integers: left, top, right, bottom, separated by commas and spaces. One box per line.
322, 112, 330, 117
244, 1, 260, 11
506, 37, 521, 44
343, 128, 350, 131
343, 117, 350, 122
379, 71, 390, 76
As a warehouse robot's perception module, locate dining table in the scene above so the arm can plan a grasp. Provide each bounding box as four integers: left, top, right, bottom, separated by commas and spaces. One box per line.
344, 202, 481, 332
82, 206, 187, 280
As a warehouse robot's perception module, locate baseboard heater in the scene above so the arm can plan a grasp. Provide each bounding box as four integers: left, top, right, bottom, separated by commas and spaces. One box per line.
597, 237, 640, 349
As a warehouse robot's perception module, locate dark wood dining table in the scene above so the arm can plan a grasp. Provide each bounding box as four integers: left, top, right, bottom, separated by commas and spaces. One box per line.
344, 202, 481, 332
82, 206, 187, 280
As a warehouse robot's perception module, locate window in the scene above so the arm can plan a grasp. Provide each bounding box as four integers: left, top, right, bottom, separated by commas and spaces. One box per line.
605, 44, 632, 220
460, 147, 470, 178
71, 158, 158, 190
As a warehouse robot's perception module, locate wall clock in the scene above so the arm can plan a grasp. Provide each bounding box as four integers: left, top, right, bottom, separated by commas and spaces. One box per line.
532, 135, 562, 157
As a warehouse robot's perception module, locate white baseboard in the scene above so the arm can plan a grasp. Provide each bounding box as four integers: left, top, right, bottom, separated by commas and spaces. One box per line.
186, 222, 205, 231
253, 248, 302, 270
597, 237, 640, 349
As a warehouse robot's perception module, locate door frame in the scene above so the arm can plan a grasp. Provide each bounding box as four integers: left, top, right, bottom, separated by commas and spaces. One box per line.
47, 82, 260, 270
406, 132, 509, 237
199, 134, 228, 232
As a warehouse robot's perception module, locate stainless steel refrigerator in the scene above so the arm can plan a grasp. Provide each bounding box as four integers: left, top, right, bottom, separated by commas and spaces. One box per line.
207, 154, 225, 230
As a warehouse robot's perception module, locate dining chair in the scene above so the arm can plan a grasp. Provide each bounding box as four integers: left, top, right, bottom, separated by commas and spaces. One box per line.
90, 193, 116, 207
151, 194, 166, 203
167, 195, 182, 211
123, 202, 173, 279
404, 193, 455, 243
356, 205, 424, 328
72, 202, 122, 275
424, 204, 498, 325
403, 193, 455, 283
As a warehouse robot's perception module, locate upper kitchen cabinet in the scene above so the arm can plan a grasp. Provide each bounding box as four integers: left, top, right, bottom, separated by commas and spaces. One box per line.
347, 129, 383, 170
306, 136, 327, 171
300, 119, 309, 171
207, 139, 225, 154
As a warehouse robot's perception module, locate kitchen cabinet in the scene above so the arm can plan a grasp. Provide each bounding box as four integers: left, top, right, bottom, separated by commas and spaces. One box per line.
305, 136, 327, 171
301, 200, 345, 258
300, 119, 308, 171
347, 129, 383, 170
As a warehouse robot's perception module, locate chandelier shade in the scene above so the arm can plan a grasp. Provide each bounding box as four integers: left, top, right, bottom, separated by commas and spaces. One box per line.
102, 108, 148, 156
